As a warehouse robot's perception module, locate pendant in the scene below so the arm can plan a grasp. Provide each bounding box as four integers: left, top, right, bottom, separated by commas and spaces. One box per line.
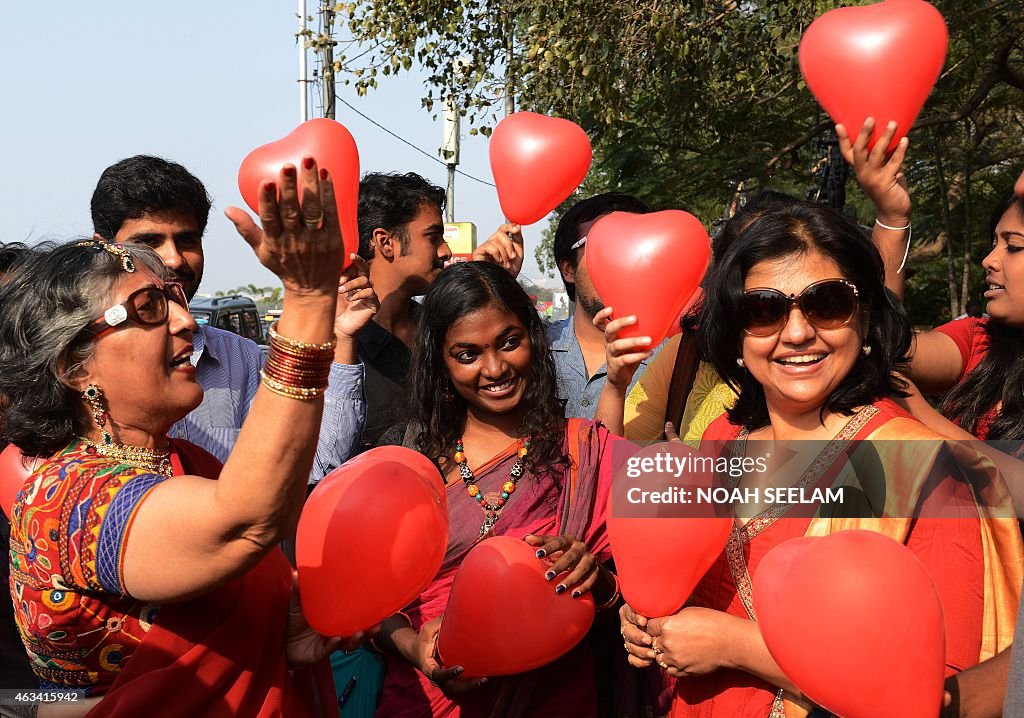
479, 514, 497, 537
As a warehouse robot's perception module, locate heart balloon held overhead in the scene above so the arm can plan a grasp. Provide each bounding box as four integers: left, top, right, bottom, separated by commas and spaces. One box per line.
437, 535, 595, 677
753, 530, 946, 718
489, 112, 592, 225
238, 118, 361, 265
296, 447, 449, 637
799, 0, 948, 152
587, 210, 711, 347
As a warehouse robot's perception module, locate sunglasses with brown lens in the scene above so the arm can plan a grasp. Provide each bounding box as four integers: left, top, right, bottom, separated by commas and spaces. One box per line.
81, 283, 189, 339
740, 279, 859, 337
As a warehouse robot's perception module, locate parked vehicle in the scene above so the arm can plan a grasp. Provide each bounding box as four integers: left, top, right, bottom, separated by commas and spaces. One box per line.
189, 295, 265, 345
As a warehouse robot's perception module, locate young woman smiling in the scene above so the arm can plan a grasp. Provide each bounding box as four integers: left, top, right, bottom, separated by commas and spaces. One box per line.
371, 261, 644, 718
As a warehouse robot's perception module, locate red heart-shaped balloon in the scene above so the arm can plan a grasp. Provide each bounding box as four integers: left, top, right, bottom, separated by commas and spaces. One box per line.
296, 447, 448, 636
753, 530, 945, 718
237, 118, 360, 265
586, 210, 711, 347
341, 446, 447, 510
799, 0, 948, 152
606, 442, 731, 617
0, 445, 35, 519
437, 535, 595, 677
489, 112, 592, 225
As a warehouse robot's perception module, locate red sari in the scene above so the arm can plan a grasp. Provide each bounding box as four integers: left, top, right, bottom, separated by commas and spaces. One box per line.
669, 399, 1022, 718
9, 438, 334, 718
376, 419, 618, 718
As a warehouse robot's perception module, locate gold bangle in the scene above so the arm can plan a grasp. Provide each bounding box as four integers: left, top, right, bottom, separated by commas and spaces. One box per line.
268, 321, 336, 353
595, 572, 621, 612
259, 370, 326, 400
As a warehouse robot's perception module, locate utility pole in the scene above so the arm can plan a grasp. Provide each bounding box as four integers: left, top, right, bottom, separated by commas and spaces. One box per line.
504, 29, 515, 117
298, 0, 308, 122
442, 101, 459, 222
319, 1, 336, 120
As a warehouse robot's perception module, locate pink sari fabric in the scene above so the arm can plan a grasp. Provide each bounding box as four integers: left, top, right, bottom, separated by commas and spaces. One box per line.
376, 419, 618, 718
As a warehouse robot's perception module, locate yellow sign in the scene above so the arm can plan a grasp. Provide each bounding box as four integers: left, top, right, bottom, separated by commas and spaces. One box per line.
444, 222, 477, 255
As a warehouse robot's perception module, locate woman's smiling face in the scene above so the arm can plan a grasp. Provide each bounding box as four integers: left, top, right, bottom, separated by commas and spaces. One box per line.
443, 303, 533, 418
740, 251, 865, 419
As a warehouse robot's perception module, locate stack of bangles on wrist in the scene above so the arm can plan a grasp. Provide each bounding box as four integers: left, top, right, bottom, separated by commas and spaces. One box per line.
260, 322, 335, 400
595, 572, 621, 612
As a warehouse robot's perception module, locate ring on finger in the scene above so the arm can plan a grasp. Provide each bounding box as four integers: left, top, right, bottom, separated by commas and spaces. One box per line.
303, 214, 325, 230
658, 659, 669, 670
652, 637, 663, 655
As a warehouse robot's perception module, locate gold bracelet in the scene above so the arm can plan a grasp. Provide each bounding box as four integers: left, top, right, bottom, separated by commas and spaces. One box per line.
268, 321, 336, 353
259, 370, 326, 400
595, 572, 621, 612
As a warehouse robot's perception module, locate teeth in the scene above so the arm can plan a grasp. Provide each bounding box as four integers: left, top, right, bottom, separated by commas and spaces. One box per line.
778, 354, 826, 365
989, 284, 1005, 290
483, 379, 514, 392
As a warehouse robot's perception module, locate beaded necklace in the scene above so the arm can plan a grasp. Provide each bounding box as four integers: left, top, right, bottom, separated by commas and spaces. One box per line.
80, 437, 173, 479
454, 438, 531, 536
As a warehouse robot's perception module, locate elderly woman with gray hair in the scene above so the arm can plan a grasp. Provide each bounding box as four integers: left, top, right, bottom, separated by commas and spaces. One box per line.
0, 161, 376, 717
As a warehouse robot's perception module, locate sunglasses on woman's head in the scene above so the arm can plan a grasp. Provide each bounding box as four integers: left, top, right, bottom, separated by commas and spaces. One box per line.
82, 283, 189, 339
740, 279, 859, 337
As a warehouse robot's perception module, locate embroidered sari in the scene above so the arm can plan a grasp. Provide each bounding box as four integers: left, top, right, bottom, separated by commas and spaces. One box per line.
669, 399, 1023, 718
9, 438, 335, 718
376, 419, 620, 718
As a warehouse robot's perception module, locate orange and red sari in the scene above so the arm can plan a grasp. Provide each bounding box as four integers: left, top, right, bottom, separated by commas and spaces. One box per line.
669, 399, 1022, 718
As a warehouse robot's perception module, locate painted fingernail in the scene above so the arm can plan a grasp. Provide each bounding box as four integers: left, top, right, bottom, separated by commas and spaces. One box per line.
283, 165, 296, 178
555, 584, 566, 594
536, 549, 546, 558
303, 156, 315, 169
263, 181, 276, 192
571, 590, 582, 598
320, 168, 329, 180
545, 570, 556, 581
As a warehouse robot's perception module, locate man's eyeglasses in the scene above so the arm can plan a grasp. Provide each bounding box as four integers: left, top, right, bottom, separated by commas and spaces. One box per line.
740, 279, 860, 337
81, 283, 189, 339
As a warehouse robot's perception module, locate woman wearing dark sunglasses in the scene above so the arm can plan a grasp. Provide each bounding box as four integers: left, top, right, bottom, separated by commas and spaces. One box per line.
0, 160, 378, 717
619, 201, 1022, 718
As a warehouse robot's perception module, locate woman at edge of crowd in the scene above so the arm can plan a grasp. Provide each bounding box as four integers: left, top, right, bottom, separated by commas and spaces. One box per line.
857, 147, 1024, 717
618, 199, 1023, 717
369, 260, 654, 718
1, 160, 378, 717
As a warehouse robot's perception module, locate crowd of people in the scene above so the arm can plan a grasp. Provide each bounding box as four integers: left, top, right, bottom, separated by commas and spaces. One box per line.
1, 117, 1023, 718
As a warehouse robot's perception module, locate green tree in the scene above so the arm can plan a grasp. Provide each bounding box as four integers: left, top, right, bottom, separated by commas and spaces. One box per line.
326, 0, 1024, 325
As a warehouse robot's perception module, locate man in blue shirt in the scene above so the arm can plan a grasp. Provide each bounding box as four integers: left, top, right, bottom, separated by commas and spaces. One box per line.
90, 156, 366, 481
546, 193, 658, 418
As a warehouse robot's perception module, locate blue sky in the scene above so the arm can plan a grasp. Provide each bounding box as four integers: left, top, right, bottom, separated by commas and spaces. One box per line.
0, 1, 551, 293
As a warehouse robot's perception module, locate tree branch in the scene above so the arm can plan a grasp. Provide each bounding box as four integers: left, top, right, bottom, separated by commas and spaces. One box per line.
764, 119, 831, 174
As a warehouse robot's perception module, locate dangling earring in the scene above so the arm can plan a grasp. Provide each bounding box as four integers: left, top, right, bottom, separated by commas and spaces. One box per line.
736, 358, 746, 368
83, 385, 112, 445
861, 345, 872, 356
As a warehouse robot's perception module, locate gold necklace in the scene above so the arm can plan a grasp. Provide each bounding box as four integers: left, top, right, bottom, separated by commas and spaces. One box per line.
79, 437, 173, 478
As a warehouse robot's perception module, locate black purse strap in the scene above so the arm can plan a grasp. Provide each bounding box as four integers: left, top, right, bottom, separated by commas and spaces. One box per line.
663, 333, 701, 431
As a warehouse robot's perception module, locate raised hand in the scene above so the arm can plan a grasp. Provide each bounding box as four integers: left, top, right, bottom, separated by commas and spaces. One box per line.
836, 118, 911, 226
225, 157, 345, 299
473, 223, 525, 276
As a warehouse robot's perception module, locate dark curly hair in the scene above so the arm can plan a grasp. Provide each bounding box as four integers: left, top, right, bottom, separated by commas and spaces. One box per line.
0, 240, 166, 456
700, 201, 912, 430
409, 261, 569, 476
942, 191, 1024, 439
91, 155, 212, 240
356, 172, 446, 260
